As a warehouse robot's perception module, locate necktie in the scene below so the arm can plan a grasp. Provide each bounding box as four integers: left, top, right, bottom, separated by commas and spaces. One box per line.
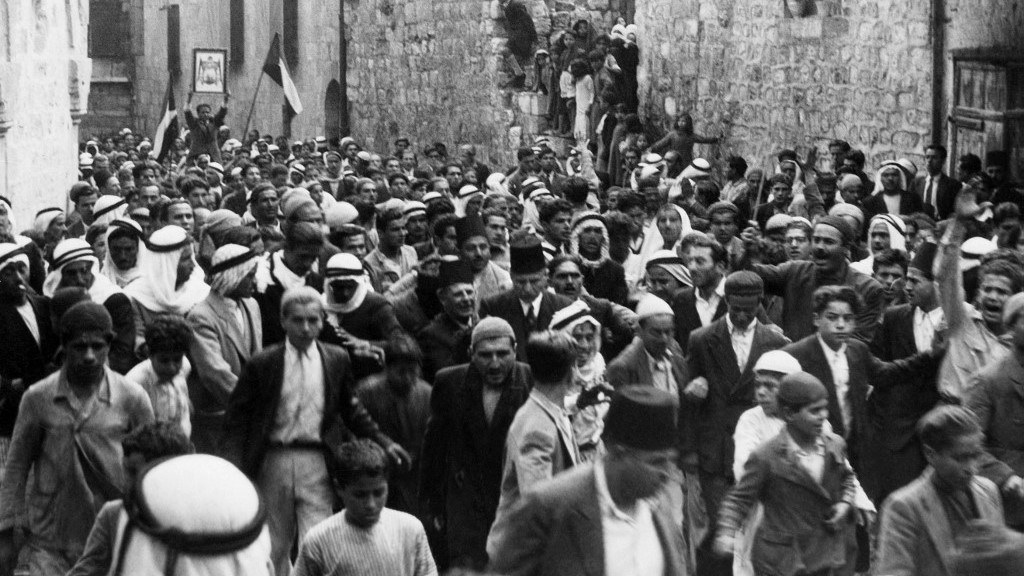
525, 304, 536, 333
925, 176, 935, 206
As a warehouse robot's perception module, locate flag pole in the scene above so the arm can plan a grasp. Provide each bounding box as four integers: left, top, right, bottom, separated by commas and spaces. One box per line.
243, 72, 265, 140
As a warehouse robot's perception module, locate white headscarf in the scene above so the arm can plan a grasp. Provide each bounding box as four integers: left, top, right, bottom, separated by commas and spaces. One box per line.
569, 212, 610, 268
91, 195, 129, 228
485, 173, 509, 196
42, 238, 123, 304
33, 207, 64, 236
872, 162, 909, 196
454, 185, 483, 218
322, 253, 370, 315
851, 214, 908, 274
0, 243, 29, 275
102, 218, 144, 288
209, 244, 259, 296
124, 225, 209, 314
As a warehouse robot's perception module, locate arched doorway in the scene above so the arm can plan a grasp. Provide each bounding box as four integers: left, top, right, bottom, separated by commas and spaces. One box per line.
325, 80, 342, 139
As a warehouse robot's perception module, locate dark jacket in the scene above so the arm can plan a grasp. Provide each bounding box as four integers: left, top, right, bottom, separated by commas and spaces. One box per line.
0, 294, 57, 436
319, 292, 404, 380
221, 341, 392, 480
417, 313, 471, 383
252, 261, 323, 347
783, 334, 942, 493
718, 428, 858, 576
687, 318, 789, 477
910, 173, 960, 220
488, 464, 687, 576
420, 361, 532, 569
103, 292, 138, 374
581, 259, 628, 306
751, 260, 884, 343
670, 286, 727, 351
479, 290, 573, 361
184, 107, 227, 163
861, 191, 931, 224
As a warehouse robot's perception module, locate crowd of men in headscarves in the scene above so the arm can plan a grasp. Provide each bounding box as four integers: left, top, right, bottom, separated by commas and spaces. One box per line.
3, 53, 1024, 573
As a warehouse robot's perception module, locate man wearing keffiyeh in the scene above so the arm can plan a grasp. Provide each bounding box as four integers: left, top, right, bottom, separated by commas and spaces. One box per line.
186, 244, 263, 454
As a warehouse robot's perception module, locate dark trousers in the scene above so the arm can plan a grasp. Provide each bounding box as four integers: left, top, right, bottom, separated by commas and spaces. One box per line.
697, 471, 733, 576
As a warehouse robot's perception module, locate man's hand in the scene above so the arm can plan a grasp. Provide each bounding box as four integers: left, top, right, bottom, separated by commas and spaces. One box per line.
577, 383, 614, 410
0, 530, 18, 576
740, 226, 761, 247
954, 189, 982, 221
1003, 475, 1024, 500
824, 502, 852, 533
386, 443, 413, 473
683, 377, 709, 401
712, 533, 736, 557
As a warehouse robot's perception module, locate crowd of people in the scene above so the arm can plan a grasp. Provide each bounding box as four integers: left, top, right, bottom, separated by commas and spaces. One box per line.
3, 17, 1024, 576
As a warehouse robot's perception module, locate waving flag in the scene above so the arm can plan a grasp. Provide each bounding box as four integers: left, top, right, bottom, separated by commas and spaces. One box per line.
261, 33, 303, 114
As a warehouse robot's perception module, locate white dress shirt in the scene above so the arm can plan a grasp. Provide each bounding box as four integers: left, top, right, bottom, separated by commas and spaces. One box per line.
695, 277, 726, 327
726, 316, 757, 371
15, 302, 40, 346
271, 339, 326, 444
646, 349, 678, 395
817, 334, 851, 434
594, 456, 664, 576
789, 433, 827, 485
913, 306, 943, 353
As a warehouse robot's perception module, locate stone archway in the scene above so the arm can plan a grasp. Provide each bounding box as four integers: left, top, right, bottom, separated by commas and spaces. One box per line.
325, 79, 342, 139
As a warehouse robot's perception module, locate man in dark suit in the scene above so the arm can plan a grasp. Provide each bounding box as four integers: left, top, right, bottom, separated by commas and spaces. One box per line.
488, 387, 687, 576
418, 258, 476, 381
479, 237, 572, 361
783, 285, 943, 500
221, 286, 410, 576
673, 234, 728, 350
252, 222, 324, 346
219, 164, 261, 216
862, 161, 932, 223
683, 271, 788, 576
0, 243, 57, 466
868, 243, 943, 503
741, 216, 885, 343
420, 316, 532, 570
911, 145, 960, 220
607, 293, 689, 395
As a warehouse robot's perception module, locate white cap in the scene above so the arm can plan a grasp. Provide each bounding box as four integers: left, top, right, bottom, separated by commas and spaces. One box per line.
636, 293, 674, 320
753, 350, 802, 375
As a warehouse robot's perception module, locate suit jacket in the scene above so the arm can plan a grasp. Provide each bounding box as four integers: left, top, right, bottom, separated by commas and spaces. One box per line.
488, 464, 686, 576
966, 353, 1024, 525
479, 291, 573, 360
417, 313, 471, 383
911, 173, 960, 220
719, 429, 858, 576
869, 304, 942, 451
670, 286, 727, 351
0, 295, 57, 436
487, 391, 579, 558
103, 293, 138, 374
419, 362, 532, 568
875, 468, 1003, 576
862, 191, 932, 223
221, 341, 391, 480
687, 318, 789, 477
186, 292, 263, 415
783, 335, 942, 489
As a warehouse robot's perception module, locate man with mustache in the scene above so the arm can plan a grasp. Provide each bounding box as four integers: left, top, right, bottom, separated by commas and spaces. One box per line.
740, 216, 884, 343
419, 316, 531, 571
0, 244, 58, 478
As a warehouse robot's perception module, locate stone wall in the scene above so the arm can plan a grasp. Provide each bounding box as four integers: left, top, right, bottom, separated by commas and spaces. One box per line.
636, 0, 936, 174
345, 0, 628, 169
131, 0, 343, 144
0, 0, 91, 225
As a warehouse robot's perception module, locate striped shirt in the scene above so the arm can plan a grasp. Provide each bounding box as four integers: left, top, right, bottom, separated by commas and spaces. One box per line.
292, 508, 437, 576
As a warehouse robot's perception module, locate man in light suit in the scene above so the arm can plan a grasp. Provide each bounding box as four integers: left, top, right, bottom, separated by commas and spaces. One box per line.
607, 293, 689, 396
187, 244, 263, 454
876, 406, 1003, 576
910, 145, 960, 220
479, 237, 572, 361
221, 286, 410, 576
488, 386, 687, 576
684, 271, 789, 576
487, 330, 581, 558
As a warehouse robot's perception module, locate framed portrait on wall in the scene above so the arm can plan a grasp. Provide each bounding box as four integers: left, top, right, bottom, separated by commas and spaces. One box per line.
193, 49, 227, 94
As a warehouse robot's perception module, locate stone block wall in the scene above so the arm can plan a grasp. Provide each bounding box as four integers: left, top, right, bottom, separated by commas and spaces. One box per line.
130, 0, 342, 144
345, 0, 626, 170
0, 0, 90, 224
636, 0, 935, 174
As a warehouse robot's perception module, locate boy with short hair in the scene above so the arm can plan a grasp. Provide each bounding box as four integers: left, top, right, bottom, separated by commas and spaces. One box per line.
715, 371, 859, 576
292, 439, 437, 576
125, 314, 193, 437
